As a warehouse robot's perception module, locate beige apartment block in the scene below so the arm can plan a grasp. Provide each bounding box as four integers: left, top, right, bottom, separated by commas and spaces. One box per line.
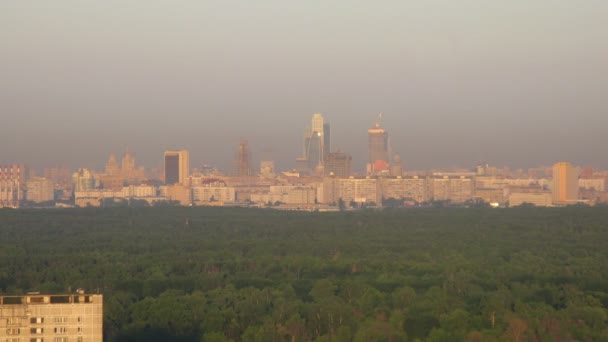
0, 292, 103, 342
509, 191, 553, 207
380, 177, 429, 203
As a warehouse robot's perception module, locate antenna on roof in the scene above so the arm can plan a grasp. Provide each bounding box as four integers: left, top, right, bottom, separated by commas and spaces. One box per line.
375, 113, 383, 127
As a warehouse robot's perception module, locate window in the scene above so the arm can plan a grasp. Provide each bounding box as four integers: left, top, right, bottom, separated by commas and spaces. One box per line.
29, 297, 44, 304
30, 318, 44, 324
53, 338, 68, 342
29, 339, 44, 342
77, 338, 83, 342
6, 328, 20, 335
30, 328, 43, 334
77, 317, 81, 323
6, 318, 19, 325
54, 327, 67, 334
54, 317, 68, 324
6, 338, 21, 342
77, 327, 82, 333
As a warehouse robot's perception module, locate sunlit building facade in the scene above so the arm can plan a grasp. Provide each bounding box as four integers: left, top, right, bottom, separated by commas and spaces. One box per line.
0, 292, 103, 342
552, 162, 578, 205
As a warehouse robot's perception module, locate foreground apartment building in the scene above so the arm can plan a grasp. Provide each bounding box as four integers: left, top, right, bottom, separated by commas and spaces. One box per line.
0, 291, 102, 342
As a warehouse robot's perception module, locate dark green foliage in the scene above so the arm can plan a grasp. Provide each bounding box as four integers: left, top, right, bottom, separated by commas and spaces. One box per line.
1, 206, 608, 341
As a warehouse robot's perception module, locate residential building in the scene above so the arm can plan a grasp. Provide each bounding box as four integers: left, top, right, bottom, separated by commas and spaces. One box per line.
509, 191, 553, 207
0, 291, 103, 342
192, 186, 235, 205
26, 177, 55, 203
337, 177, 381, 205
380, 176, 429, 203
325, 152, 351, 177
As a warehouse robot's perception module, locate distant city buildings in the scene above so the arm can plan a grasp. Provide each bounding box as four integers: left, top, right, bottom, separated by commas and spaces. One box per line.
3, 116, 607, 210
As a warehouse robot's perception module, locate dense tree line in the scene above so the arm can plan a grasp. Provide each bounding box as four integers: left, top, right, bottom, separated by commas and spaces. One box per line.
0, 206, 607, 341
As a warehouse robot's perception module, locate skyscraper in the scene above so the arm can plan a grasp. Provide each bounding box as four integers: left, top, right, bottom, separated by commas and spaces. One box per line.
368, 115, 390, 174
235, 140, 253, 176
302, 113, 327, 172
552, 162, 578, 205
164, 150, 190, 185
306, 131, 323, 171
323, 122, 331, 159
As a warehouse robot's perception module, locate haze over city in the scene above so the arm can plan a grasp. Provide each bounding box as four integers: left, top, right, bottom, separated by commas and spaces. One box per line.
1, 1, 607, 172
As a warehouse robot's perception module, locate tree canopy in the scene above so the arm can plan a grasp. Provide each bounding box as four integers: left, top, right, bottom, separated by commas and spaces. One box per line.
0, 206, 607, 341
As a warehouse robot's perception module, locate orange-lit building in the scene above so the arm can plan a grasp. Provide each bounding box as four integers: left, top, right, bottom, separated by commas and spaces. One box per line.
552, 162, 579, 205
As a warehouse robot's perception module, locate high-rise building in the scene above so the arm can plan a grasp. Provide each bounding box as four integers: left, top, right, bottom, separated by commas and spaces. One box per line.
0, 164, 26, 208
121, 149, 135, 180
301, 113, 328, 172
26, 177, 55, 203
235, 140, 253, 176
0, 291, 103, 342
552, 162, 579, 205
323, 122, 331, 159
72, 168, 95, 192
368, 115, 390, 174
306, 131, 323, 172
164, 150, 190, 185
325, 152, 352, 177
104, 153, 120, 176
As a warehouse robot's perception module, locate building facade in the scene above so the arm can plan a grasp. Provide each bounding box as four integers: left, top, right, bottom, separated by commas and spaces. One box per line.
26, 177, 55, 203
0, 292, 103, 342
368, 121, 389, 174
164, 150, 190, 185
552, 162, 578, 205
0, 165, 26, 208
324, 152, 352, 177
72, 169, 95, 193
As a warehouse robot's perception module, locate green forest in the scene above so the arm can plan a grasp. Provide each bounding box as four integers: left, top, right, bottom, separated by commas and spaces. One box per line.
1, 206, 607, 341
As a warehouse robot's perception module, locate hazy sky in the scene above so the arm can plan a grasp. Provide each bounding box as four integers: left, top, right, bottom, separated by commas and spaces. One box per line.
1, 1, 607, 172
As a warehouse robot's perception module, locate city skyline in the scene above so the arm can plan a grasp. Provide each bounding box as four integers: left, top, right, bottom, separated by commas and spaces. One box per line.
2, 112, 608, 175
1, 1, 607, 171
